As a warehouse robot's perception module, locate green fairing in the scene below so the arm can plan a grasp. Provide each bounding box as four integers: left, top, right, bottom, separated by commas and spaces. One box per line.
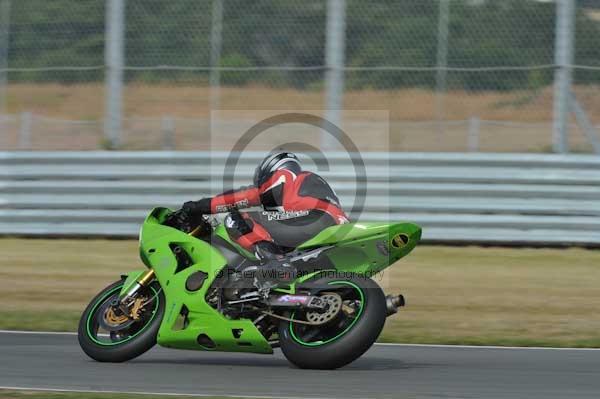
126, 208, 272, 354
298, 222, 422, 274
118, 208, 421, 354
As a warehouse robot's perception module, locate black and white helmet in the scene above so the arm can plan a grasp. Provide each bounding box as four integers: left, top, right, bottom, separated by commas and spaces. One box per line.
253, 151, 301, 187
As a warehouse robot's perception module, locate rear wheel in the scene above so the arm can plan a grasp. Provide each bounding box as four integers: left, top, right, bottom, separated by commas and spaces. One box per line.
78, 280, 164, 362
278, 274, 386, 369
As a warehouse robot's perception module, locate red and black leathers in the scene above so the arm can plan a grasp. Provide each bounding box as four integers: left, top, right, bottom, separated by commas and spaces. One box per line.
194, 169, 349, 253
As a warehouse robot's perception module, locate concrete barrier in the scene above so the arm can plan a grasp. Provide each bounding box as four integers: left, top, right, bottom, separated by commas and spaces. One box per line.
1, 151, 599, 246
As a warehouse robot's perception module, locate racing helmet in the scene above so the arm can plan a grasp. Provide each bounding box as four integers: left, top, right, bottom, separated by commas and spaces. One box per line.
253, 151, 301, 188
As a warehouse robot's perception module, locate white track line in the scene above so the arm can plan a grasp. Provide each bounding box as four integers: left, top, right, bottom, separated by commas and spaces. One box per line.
2, 329, 599, 351
0, 386, 329, 399
375, 342, 600, 351
0, 329, 76, 336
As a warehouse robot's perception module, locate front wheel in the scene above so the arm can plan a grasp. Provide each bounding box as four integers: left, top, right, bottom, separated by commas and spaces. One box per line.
78, 279, 164, 362
278, 274, 386, 369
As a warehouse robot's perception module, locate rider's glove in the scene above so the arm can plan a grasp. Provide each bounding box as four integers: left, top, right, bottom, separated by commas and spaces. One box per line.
182, 198, 212, 217
164, 198, 211, 232
165, 208, 195, 232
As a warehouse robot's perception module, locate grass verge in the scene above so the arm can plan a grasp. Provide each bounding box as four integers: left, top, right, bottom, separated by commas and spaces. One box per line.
1, 238, 599, 347
0, 390, 251, 399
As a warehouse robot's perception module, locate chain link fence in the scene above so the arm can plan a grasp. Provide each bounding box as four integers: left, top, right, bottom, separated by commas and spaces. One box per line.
0, 0, 599, 152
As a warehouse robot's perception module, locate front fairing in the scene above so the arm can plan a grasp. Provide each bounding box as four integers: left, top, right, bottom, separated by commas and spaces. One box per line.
137, 207, 272, 353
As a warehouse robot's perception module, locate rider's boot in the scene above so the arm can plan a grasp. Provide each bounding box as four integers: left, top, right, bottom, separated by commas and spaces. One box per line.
252, 241, 297, 289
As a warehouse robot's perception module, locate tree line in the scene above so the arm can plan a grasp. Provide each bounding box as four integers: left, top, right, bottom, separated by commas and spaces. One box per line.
6, 0, 600, 91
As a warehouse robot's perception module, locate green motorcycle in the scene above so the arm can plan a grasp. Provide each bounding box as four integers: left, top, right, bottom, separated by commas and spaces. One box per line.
78, 207, 421, 369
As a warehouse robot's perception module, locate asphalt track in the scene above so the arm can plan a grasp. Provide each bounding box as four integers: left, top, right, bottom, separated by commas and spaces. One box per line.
1, 331, 599, 399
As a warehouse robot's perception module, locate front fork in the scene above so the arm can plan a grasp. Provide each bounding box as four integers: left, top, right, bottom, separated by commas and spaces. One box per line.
119, 269, 156, 303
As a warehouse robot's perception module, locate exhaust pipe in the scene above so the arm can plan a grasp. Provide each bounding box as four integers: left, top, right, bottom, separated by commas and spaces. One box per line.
385, 294, 405, 316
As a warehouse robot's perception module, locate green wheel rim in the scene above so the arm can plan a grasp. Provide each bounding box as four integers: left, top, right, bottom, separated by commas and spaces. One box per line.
86, 284, 160, 346
289, 280, 365, 347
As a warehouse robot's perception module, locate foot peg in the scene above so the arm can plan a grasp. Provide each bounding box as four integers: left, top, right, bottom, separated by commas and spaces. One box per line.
385, 294, 405, 316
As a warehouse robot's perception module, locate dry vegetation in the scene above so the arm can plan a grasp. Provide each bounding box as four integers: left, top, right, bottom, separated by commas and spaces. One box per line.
6, 83, 596, 121
1, 238, 599, 347
2, 83, 598, 152
0, 391, 237, 399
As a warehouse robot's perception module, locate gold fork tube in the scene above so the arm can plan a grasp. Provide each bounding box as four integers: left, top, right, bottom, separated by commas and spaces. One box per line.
137, 269, 155, 286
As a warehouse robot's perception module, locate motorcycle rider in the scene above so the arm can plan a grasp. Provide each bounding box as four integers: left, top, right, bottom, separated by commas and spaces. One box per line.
172, 151, 349, 283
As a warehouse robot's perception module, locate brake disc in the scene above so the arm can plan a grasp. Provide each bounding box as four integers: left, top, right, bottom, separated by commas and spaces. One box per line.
97, 296, 145, 332
305, 292, 343, 325
104, 307, 129, 326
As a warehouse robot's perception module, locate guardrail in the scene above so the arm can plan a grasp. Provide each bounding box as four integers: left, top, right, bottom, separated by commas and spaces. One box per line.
1, 152, 600, 246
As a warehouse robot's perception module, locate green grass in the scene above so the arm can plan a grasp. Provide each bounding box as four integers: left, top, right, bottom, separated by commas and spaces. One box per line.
0, 390, 254, 399
1, 238, 600, 347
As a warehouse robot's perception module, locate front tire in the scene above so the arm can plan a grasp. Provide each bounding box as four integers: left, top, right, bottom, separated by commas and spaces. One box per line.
78, 280, 164, 362
278, 274, 386, 369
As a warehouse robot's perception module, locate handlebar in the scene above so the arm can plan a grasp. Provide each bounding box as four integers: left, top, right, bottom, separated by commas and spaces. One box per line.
163, 209, 214, 238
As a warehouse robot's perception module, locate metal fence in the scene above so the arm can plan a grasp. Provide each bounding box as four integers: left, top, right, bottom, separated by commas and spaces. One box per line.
0, 0, 599, 152
2, 151, 600, 246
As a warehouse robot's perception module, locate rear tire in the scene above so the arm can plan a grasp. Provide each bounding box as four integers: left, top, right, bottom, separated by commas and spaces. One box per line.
78, 280, 164, 362
278, 274, 386, 369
